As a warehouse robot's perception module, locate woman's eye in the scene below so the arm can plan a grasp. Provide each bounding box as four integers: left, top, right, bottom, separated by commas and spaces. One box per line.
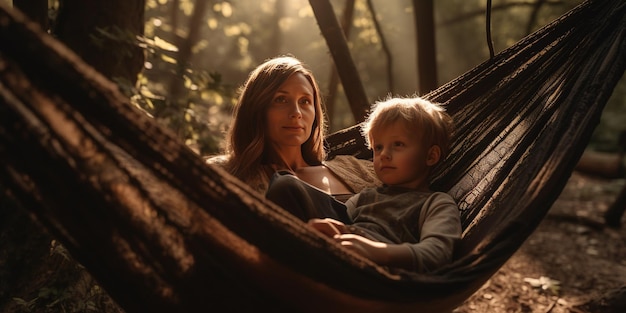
299, 98, 312, 105
274, 96, 287, 103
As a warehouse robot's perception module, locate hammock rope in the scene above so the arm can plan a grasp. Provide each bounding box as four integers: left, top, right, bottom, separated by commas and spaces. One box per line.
0, 0, 625, 312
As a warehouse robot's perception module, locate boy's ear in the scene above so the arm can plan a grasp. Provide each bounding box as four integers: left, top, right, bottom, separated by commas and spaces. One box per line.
426, 145, 441, 166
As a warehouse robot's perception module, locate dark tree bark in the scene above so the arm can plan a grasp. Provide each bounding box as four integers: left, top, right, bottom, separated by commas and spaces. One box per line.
366, 0, 393, 93
0, 7, 290, 312
605, 185, 626, 228
325, 0, 355, 128
248, 0, 284, 66
309, 0, 369, 123
270, 0, 285, 57
13, 0, 48, 30
53, 0, 146, 86
170, 0, 179, 34
168, 0, 209, 101
525, 0, 549, 35
413, 0, 437, 94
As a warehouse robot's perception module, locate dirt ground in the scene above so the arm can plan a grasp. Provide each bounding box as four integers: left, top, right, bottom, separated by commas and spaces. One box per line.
453, 171, 626, 313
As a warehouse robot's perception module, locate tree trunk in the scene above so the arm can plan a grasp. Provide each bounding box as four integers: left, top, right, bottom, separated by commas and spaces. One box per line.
13, 0, 48, 30
53, 0, 146, 86
309, 0, 369, 123
325, 0, 355, 129
366, 0, 393, 93
168, 0, 208, 102
605, 184, 626, 228
413, 0, 437, 94
0, 7, 289, 311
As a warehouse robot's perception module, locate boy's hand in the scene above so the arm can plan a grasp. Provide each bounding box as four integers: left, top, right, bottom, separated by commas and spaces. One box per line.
334, 234, 388, 264
308, 218, 349, 237
308, 220, 395, 266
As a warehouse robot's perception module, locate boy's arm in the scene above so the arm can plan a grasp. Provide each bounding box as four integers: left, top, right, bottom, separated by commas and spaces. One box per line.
407, 194, 461, 272
329, 234, 416, 269
307, 192, 361, 237
334, 194, 461, 272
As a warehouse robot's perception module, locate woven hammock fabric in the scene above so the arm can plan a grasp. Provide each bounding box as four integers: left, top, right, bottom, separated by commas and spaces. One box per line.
0, 0, 625, 312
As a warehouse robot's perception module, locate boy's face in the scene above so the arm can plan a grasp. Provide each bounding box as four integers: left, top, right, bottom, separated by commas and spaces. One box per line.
370, 123, 439, 190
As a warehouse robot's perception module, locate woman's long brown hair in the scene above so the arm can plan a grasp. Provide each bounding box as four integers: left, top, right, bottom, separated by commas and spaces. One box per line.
225, 56, 326, 184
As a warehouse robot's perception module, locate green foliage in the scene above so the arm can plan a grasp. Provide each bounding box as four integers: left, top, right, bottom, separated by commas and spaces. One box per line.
78, 0, 626, 157
9, 240, 122, 313
118, 63, 234, 155
110, 28, 236, 156
11, 298, 37, 312
12, 283, 109, 313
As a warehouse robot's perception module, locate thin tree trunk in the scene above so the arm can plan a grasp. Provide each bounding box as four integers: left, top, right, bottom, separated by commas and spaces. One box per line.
270, 0, 284, 57
170, 0, 179, 36
168, 0, 209, 102
53, 0, 146, 86
525, 0, 548, 35
309, 0, 369, 123
366, 0, 393, 93
413, 0, 437, 94
325, 0, 355, 128
13, 0, 48, 30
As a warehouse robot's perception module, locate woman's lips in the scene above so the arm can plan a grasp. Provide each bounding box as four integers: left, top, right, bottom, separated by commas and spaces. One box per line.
283, 125, 303, 131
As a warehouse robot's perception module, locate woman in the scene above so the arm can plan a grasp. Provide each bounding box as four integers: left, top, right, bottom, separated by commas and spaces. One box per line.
206, 55, 379, 207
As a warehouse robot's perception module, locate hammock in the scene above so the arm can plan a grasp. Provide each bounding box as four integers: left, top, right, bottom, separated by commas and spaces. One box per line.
0, 0, 624, 312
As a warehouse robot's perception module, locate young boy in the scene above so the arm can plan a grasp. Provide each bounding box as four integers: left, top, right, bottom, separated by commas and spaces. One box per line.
266, 96, 461, 273
308, 96, 461, 273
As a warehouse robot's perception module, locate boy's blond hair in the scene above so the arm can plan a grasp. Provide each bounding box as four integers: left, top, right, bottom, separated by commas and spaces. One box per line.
361, 96, 454, 160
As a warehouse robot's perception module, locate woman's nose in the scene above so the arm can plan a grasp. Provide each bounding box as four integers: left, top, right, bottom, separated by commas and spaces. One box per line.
289, 104, 302, 119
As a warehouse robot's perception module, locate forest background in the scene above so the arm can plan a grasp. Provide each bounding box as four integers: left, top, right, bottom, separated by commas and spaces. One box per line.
0, 0, 624, 312
5, 0, 625, 153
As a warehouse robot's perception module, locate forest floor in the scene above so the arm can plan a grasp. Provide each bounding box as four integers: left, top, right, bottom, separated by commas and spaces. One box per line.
453, 170, 626, 313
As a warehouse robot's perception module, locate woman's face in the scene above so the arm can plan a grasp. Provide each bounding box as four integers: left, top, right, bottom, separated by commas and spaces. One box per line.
265, 73, 316, 151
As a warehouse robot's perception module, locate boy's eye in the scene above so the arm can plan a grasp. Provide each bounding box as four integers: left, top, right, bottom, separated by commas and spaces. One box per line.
394, 141, 405, 147
373, 145, 383, 151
